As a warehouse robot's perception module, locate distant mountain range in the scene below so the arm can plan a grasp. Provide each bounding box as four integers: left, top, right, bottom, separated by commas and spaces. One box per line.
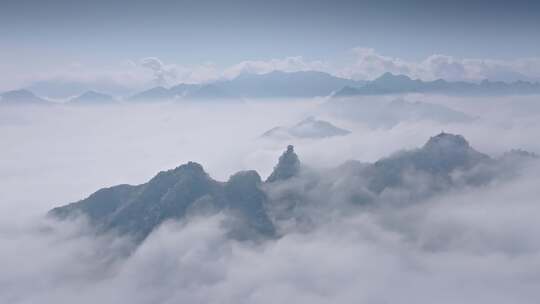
69, 91, 116, 104
0, 89, 50, 104
49, 146, 302, 242
215, 70, 364, 98
334, 72, 540, 96
129, 71, 540, 101
3, 71, 540, 105
49, 133, 538, 244
262, 117, 351, 139
129, 71, 364, 102
0, 89, 117, 105
129, 83, 237, 102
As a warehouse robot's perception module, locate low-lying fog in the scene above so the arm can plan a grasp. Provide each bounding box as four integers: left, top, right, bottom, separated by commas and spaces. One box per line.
1, 94, 540, 303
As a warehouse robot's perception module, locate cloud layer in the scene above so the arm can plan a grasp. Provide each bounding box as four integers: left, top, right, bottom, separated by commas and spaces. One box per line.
3, 167, 540, 303
1, 94, 540, 303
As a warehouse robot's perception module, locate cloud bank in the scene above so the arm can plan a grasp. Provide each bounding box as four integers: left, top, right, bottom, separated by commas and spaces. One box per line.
2, 165, 540, 304
1, 94, 540, 303
339, 47, 540, 83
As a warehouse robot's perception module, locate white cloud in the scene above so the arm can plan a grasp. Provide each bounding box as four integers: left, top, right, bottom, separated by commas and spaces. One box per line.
222, 56, 329, 79
139, 57, 178, 85
3, 169, 540, 303
336, 47, 413, 80
338, 47, 540, 82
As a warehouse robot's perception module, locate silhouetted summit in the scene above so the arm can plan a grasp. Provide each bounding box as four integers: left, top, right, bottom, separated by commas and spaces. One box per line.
367, 132, 491, 193
266, 145, 301, 182
424, 132, 469, 151
419, 132, 490, 173
50, 160, 276, 243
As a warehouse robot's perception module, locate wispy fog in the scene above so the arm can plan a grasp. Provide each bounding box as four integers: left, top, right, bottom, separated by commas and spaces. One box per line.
1, 94, 540, 303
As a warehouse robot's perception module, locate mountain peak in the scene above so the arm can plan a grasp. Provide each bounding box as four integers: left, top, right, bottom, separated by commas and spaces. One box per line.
175, 161, 206, 174
286, 144, 294, 153
423, 132, 470, 151
416, 132, 490, 174
266, 145, 300, 182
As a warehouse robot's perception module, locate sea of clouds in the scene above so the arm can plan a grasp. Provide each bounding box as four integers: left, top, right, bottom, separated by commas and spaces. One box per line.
1, 94, 540, 303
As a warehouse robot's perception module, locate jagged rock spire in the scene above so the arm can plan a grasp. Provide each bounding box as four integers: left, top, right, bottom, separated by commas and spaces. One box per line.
266, 145, 300, 182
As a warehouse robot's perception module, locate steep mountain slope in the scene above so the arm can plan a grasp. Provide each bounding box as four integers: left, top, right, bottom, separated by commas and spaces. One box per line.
266, 145, 301, 183
50, 161, 276, 242
49, 133, 537, 243
366, 133, 492, 194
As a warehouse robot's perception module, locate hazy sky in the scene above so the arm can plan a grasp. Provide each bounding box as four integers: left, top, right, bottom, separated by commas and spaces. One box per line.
1, 0, 540, 92
2, 0, 539, 62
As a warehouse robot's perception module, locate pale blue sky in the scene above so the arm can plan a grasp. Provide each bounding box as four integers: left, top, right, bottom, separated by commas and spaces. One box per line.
1, 0, 539, 64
